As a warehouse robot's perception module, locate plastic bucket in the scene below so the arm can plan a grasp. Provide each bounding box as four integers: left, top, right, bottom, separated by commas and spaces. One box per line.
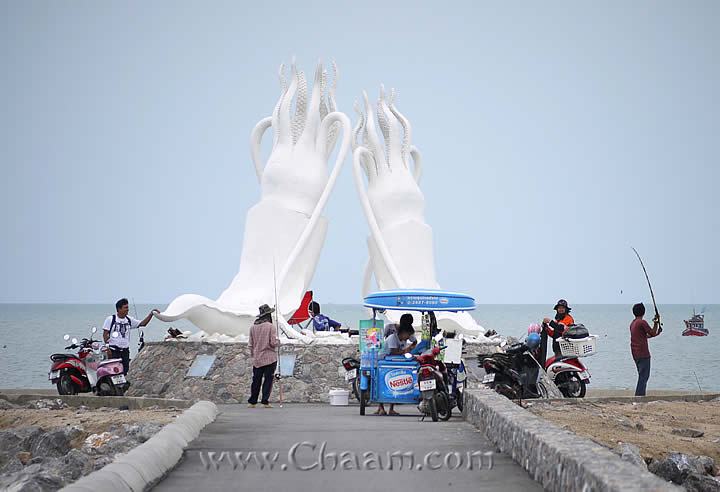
328, 388, 350, 406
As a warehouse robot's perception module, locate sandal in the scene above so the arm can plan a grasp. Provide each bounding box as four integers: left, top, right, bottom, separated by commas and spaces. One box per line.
388, 410, 400, 416
373, 408, 387, 416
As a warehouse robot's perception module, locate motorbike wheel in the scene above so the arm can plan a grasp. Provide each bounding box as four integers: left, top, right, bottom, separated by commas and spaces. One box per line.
557, 373, 586, 398
57, 373, 77, 395
437, 392, 452, 421
494, 383, 520, 400
428, 395, 439, 422
97, 380, 116, 397
352, 378, 360, 403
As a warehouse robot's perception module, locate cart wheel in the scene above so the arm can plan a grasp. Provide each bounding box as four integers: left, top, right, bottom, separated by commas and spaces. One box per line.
429, 396, 439, 422
360, 389, 369, 415
455, 381, 466, 412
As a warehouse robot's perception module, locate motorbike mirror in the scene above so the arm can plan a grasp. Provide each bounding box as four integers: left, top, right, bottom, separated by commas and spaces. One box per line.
91, 326, 97, 334
71, 338, 78, 344
63, 334, 70, 341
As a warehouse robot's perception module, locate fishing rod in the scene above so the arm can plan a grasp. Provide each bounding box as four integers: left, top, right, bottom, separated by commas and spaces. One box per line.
272, 257, 284, 408
631, 247, 662, 331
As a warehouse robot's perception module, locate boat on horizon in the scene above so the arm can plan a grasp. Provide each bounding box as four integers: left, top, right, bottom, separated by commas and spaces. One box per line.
682, 310, 708, 337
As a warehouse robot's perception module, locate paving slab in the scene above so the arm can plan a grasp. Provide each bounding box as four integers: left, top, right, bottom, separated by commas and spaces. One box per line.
153, 404, 542, 491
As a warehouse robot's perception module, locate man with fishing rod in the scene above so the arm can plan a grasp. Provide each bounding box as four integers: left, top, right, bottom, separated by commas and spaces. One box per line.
631, 248, 663, 397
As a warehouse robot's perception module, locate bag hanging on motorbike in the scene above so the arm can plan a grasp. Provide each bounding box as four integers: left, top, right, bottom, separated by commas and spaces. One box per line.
564, 323, 589, 339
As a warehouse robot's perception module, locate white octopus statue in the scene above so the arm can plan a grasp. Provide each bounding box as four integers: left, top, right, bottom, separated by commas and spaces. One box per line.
155, 60, 351, 342
352, 87, 487, 339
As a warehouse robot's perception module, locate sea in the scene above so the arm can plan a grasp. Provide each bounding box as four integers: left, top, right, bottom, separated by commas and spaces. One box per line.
1, 304, 717, 392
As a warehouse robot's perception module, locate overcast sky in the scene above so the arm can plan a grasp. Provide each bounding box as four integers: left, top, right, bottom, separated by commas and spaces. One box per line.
1, 1, 718, 305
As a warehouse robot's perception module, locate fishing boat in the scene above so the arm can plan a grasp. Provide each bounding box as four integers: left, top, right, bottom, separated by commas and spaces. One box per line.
682, 310, 708, 337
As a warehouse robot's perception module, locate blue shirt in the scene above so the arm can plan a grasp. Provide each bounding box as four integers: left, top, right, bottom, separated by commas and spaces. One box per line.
312, 314, 341, 331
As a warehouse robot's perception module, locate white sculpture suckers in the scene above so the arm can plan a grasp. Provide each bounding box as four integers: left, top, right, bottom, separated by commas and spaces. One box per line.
156, 60, 351, 341
352, 87, 486, 338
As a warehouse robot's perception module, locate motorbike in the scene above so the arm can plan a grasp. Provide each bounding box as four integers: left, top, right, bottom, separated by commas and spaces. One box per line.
414, 346, 453, 421
479, 337, 548, 400
435, 335, 468, 413
341, 357, 361, 402
49, 327, 128, 396
542, 323, 593, 398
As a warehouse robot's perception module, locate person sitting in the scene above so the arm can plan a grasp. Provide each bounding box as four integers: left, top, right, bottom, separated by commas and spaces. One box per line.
375, 324, 417, 417
309, 301, 342, 332
543, 299, 575, 356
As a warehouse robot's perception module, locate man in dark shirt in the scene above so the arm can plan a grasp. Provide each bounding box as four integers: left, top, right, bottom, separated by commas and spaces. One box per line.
629, 302, 662, 396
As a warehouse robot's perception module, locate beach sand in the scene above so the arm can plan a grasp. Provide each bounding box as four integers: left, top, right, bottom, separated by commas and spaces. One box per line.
528, 398, 720, 463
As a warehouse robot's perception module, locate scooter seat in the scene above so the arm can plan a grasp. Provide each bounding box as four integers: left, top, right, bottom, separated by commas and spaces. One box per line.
50, 353, 76, 362
98, 358, 122, 366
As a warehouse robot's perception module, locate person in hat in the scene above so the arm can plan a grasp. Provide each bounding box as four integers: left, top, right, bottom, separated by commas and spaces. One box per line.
248, 304, 279, 408
543, 299, 575, 356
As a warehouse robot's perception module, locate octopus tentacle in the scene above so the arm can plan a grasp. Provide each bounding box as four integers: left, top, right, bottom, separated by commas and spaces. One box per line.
292, 70, 307, 145
388, 93, 412, 169
362, 91, 387, 174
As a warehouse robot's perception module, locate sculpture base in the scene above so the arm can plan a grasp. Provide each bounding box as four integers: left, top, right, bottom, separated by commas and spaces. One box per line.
126, 341, 499, 403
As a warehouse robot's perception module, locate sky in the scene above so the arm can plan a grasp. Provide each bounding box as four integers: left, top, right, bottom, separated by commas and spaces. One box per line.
1, 1, 718, 305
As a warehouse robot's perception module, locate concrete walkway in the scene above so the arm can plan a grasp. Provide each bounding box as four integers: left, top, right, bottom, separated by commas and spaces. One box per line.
153, 404, 541, 491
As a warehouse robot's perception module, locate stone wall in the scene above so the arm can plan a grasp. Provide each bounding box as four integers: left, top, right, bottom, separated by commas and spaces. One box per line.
462, 389, 679, 492
127, 341, 499, 403
127, 341, 358, 403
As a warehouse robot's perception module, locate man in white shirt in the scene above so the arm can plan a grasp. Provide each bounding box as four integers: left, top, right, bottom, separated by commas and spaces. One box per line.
103, 298, 159, 375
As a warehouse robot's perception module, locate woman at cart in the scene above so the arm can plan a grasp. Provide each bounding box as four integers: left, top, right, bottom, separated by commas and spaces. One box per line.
374, 324, 416, 416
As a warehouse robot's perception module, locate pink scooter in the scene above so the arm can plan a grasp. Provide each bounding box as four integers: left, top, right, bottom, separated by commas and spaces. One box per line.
49, 327, 128, 396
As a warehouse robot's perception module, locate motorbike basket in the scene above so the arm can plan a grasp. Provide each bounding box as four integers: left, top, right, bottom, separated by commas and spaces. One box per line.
558, 335, 597, 357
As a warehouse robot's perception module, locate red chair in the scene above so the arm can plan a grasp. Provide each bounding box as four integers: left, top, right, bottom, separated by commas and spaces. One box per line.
287, 291, 314, 330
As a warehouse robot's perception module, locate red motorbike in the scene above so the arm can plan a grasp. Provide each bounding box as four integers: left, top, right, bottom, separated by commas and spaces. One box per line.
415, 347, 452, 422
49, 328, 128, 396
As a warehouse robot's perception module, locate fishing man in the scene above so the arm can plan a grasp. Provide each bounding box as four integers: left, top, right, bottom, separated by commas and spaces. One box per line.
248, 304, 279, 408
543, 299, 575, 356
630, 302, 662, 396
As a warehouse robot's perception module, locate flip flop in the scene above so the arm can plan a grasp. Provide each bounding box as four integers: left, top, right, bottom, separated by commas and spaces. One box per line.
388, 410, 400, 416
373, 408, 387, 416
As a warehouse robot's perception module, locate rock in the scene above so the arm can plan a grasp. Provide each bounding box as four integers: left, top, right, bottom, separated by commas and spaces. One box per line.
671, 428, 704, 438
0, 426, 44, 459
692, 455, 716, 476
60, 449, 91, 480
648, 453, 706, 484
0, 463, 65, 492
635, 422, 645, 431
83, 432, 118, 450
684, 472, 720, 492
16, 451, 32, 465
30, 426, 83, 458
0, 399, 19, 409
617, 443, 647, 471
25, 398, 67, 410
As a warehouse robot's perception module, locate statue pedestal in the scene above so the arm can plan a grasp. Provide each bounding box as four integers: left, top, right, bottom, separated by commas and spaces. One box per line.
127, 340, 500, 403
126, 341, 359, 403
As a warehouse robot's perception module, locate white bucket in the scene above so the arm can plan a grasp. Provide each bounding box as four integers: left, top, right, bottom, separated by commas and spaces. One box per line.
328, 388, 350, 406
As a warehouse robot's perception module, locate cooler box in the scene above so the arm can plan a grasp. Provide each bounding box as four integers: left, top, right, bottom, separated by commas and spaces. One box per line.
375, 358, 420, 403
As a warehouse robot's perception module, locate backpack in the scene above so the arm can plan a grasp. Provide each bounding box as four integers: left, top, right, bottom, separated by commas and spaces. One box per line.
564, 323, 589, 339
